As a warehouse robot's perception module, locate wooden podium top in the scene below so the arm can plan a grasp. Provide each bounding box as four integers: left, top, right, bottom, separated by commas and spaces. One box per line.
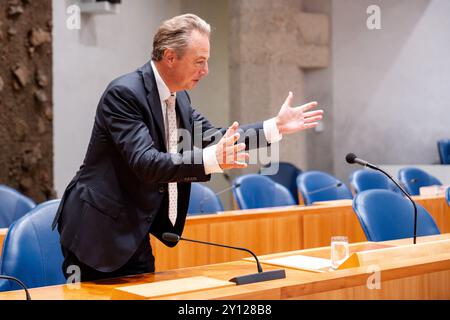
1, 234, 450, 300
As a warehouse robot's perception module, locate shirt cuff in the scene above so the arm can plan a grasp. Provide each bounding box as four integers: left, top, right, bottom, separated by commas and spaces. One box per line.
263, 117, 283, 143
203, 145, 223, 175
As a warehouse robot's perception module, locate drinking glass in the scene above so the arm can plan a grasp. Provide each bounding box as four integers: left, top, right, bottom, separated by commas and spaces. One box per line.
330, 236, 349, 270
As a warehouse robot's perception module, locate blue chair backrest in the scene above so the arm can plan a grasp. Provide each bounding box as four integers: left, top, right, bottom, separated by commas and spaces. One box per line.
429, 175, 442, 186
353, 190, 440, 242
260, 162, 302, 203
438, 139, 450, 164
0, 200, 66, 291
297, 171, 352, 205
232, 174, 295, 210
349, 170, 403, 195
398, 167, 442, 196
187, 183, 224, 215
0, 185, 36, 228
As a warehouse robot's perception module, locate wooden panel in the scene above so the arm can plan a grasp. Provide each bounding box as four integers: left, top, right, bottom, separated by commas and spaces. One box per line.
302, 206, 366, 248
0, 228, 7, 257
151, 223, 210, 271
272, 213, 303, 253
295, 271, 450, 300
415, 195, 450, 233
148, 196, 449, 271
208, 220, 231, 264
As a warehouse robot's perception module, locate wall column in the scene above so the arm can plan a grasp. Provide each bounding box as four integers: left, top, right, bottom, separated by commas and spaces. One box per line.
229, 0, 329, 174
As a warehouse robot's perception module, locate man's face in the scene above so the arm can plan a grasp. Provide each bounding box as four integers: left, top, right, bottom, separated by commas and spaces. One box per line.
170, 30, 210, 91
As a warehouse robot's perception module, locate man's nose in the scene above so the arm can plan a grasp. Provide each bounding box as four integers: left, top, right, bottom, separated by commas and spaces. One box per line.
201, 62, 209, 76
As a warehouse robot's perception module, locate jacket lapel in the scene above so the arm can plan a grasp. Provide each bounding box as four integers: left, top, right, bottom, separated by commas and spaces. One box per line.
139, 61, 167, 151
176, 93, 191, 132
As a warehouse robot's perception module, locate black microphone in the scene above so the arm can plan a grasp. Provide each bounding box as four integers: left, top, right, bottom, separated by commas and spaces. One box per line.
162, 232, 286, 285
0, 275, 31, 300
306, 182, 343, 195
346, 153, 419, 244
345, 153, 378, 170
199, 183, 241, 214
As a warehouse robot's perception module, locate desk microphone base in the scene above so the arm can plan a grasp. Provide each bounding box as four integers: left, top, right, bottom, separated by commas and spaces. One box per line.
229, 269, 286, 285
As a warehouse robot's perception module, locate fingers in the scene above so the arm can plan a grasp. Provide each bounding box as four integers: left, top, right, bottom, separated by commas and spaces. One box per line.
224, 121, 239, 138
227, 142, 246, 155
304, 115, 323, 123
227, 132, 240, 146
221, 142, 248, 169
225, 143, 246, 162
229, 152, 249, 169
292, 109, 323, 124
299, 101, 318, 112
224, 121, 241, 147
303, 122, 320, 129
219, 121, 253, 169
221, 154, 249, 169
303, 110, 324, 118
282, 91, 294, 109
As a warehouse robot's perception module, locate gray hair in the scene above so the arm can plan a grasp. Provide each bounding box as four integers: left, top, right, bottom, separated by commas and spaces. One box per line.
152, 14, 211, 61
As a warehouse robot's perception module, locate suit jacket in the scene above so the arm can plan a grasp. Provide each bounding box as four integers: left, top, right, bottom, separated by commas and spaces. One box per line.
52, 61, 270, 272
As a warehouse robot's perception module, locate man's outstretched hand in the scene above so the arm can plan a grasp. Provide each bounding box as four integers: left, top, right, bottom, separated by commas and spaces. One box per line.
275, 92, 324, 135
216, 121, 249, 170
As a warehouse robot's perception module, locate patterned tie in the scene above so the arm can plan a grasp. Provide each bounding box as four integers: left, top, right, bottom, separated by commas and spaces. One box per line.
165, 94, 178, 226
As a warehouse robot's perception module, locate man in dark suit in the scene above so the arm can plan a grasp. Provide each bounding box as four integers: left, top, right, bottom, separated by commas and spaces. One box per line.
52, 14, 323, 282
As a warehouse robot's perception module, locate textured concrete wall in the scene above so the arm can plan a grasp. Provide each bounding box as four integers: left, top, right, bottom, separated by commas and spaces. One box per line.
332, 0, 450, 182
303, 0, 334, 174
229, 0, 330, 177
0, 0, 53, 202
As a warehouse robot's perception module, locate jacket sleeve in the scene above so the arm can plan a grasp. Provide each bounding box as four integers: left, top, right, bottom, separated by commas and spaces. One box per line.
99, 85, 211, 183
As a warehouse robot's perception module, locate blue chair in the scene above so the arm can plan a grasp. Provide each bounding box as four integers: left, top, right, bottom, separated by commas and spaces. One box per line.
437, 139, 450, 164
0, 185, 36, 228
260, 162, 302, 203
398, 167, 442, 196
0, 200, 66, 292
353, 190, 440, 241
349, 170, 402, 195
232, 174, 296, 210
297, 171, 352, 205
187, 183, 224, 215
429, 175, 443, 186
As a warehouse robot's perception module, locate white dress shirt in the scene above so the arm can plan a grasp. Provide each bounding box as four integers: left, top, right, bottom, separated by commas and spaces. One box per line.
150, 61, 282, 175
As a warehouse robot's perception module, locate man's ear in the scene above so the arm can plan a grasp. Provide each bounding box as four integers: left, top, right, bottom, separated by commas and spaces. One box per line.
163, 49, 176, 66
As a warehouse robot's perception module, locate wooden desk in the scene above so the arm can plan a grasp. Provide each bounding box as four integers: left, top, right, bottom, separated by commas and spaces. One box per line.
1, 234, 449, 300
0, 196, 448, 273
151, 195, 450, 271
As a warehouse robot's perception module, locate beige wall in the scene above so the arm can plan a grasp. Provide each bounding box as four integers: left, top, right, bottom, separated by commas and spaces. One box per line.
53, 0, 181, 196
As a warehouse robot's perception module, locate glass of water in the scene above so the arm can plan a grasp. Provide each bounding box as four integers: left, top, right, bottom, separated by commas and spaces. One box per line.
330, 236, 349, 270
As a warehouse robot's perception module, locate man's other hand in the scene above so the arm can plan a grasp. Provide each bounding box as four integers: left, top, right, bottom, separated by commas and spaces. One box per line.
275, 92, 324, 135
215, 121, 249, 170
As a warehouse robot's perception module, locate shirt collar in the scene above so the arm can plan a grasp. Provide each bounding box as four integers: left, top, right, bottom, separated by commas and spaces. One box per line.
151, 60, 175, 102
